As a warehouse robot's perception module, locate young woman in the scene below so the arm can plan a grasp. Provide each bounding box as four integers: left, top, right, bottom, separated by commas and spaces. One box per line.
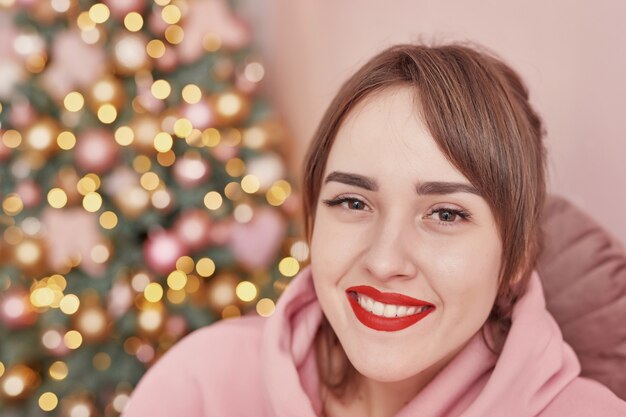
122, 43, 626, 417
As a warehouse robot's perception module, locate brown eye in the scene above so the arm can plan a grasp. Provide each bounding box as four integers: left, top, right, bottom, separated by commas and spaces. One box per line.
438, 209, 457, 222
347, 199, 365, 210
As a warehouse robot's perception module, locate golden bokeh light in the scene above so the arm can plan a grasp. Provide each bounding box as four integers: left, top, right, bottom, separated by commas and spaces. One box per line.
256, 298, 276, 317
114, 126, 134, 146
202, 128, 220, 147
93, 352, 111, 370
196, 257, 216, 277
185, 275, 200, 293
151, 188, 172, 209
202, 33, 222, 52
59, 294, 80, 315
82, 192, 103, 212
132, 154, 152, 173
225, 158, 245, 177
236, 281, 257, 302
224, 182, 243, 201
241, 175, 260, 194
279, 257, 300, 277
140, 172, 160, 191
167, 270, 187, 291
99, 211, 118, 229
64, 330, 83, 349
89, 3, 110, 23
167, 289, 186, 304
157, 149, 176, 166
57, 131, 76, 150
154, 0, 171, 5
182, 84, 202, 104
47, 188, 68, 208
49, 361, 69, 380
64, 91, 84, 112
216, 92, 242, 118
2, 194, 23, 216
203, 191, 223, 210
164, 25, 184, 44
151, 79, 172, 100
175, 256, 195, 274
97, 104, 117, 124
38, 392, 58, 412
77, 11, 96, 30
77, 176, 97, 195
144, 282, 163, 303
2, 130, 22, 148
146, 39, 166, 58
124, 12, 144, 32
154, 131, 173, 152
161, 4, 182, 24
173, 118, 193, 138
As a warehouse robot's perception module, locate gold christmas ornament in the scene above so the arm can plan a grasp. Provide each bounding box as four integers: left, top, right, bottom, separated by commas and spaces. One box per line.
12, 238, 47, 277
206, 273, 240, 314
22, 117, 61, 156
60, 393, 98, 417
129, 114, 160, 154
210, 90, 250, 126
0, 364, 40, 403
112, 32, 151, 75
86, 75, 126, 112
113, 185, 150, 219
72, 301, 110, 343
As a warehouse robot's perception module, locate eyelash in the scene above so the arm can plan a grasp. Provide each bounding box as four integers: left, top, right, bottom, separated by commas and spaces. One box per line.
321, 196, 472, 225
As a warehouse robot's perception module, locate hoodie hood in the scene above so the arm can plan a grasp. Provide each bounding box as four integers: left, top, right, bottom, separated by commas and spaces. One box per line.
261, 266, 583, 417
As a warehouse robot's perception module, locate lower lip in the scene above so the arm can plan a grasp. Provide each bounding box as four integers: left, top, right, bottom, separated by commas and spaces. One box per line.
347, 295, 434, 332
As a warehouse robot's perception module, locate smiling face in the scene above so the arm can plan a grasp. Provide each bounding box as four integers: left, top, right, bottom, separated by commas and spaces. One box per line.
310, 86, 503, 385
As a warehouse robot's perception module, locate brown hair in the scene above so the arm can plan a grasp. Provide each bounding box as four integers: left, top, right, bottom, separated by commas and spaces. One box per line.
301, 43, 547, 398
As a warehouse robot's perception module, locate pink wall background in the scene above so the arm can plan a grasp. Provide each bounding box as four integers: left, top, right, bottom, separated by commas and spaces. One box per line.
240, 0, 626, 244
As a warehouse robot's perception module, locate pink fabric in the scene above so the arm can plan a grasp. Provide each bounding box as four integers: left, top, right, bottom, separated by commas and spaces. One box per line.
122, 266, 626, 417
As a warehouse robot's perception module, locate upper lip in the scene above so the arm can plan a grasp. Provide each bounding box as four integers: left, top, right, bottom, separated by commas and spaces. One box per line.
346, 285, 434, 307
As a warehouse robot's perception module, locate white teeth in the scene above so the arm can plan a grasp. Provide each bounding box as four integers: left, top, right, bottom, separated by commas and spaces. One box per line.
383, 304, 397, 317
356, 293, 429, 318
373, 301, 384, 315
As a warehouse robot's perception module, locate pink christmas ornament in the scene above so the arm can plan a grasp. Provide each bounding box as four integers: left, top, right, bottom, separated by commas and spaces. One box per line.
9, 101, 37, 128
154, 46, 178, 73
180, 100, 215, 130
174, 209, 213, 251
211, 143, 239, 162
16, 179, 42, 208
228, 207, 287, 270
0, 289, 38, 330
143, 230, 188, 275
42, 207, 106, 277
0, 14, 25, 100
147, 8, 168, 35
209, 220, 232, 245
74, 129, 120, 174
41, 29, 107, 101
165, 315, 187, 338
107, 280, 133, 319
172, 154, 210, 188
102, 166, 139, 198
104, 0, 147, 19
177, 0, 251, 64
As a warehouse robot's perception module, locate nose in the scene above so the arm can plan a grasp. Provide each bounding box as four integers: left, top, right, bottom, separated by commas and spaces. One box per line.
362, 214, 417, 282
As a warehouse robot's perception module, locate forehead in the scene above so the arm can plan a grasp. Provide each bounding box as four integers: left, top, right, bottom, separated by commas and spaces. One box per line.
325, 87, 468, 184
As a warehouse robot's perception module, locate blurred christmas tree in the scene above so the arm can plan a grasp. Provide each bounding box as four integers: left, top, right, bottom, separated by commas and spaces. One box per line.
0, 0, 305, 416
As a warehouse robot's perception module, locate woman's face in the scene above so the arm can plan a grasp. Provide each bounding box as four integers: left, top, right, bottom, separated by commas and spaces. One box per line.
310, 87, 502, 384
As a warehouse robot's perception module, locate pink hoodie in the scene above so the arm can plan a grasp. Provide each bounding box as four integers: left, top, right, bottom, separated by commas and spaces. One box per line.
122, 267, 626, 416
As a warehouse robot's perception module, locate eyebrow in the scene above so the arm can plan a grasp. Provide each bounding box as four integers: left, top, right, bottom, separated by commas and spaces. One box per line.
323, 171, 482, 196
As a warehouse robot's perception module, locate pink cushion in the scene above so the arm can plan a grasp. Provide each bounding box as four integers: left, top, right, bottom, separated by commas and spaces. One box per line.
537, 195, 626, 400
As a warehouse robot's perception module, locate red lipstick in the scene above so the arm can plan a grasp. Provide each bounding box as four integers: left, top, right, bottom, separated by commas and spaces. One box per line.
346, 285, 435, 332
